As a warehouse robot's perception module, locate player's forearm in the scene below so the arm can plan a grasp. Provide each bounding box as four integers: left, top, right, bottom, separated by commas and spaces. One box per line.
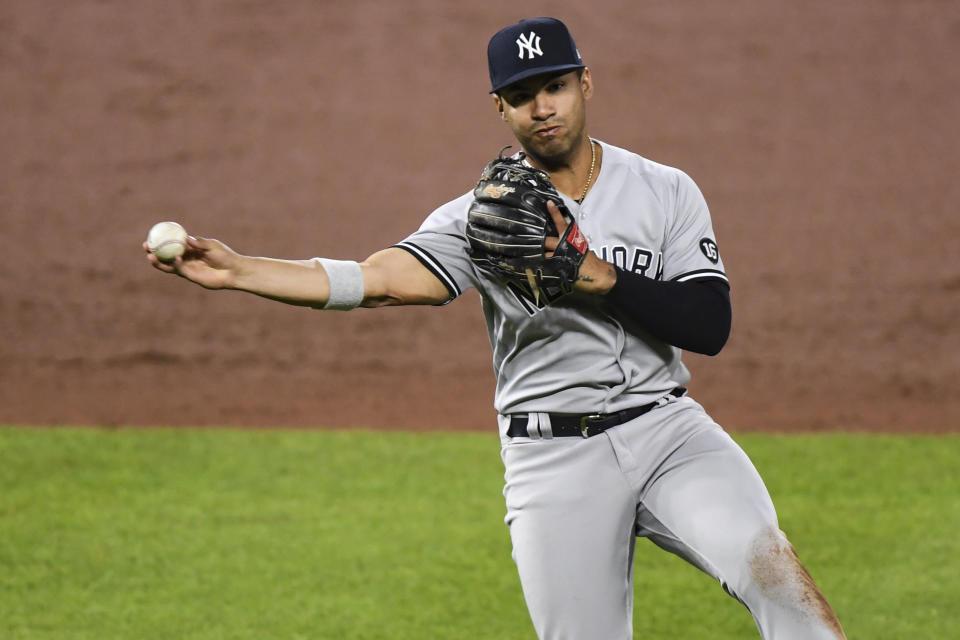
604, 267, 732, 356
229, 248, 451, 309
230, 256, 376, 308
229, 256, 334, 307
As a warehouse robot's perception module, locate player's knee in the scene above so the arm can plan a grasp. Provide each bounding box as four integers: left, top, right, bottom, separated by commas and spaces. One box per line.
746, 526, 802, 592
740, 526, 845, 637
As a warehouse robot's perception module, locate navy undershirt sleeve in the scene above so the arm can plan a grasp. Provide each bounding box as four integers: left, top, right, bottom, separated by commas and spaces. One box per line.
604, 266, 731, 356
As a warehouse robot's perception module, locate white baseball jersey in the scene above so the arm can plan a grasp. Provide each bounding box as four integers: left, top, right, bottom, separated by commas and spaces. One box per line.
395, 139, 727, 416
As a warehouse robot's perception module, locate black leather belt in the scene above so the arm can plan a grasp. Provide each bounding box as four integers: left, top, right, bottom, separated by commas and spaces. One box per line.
507, 388, 687, 438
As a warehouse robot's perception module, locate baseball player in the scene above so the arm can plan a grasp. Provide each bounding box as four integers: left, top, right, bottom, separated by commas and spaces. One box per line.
146, 17, 846, 640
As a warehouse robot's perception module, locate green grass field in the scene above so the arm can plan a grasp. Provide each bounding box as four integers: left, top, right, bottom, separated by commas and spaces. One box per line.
1, 427, 957, 639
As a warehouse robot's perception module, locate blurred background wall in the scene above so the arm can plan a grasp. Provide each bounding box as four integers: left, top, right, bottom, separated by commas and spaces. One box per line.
2, 1, 958, 431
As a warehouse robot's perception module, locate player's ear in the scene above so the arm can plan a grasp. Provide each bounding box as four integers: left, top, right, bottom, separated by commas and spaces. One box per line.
492, 94, 505, 119
580, 68, 594, 100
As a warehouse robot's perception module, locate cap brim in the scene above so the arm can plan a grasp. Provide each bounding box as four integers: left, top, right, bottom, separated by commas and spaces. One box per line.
490, 63, 585, 93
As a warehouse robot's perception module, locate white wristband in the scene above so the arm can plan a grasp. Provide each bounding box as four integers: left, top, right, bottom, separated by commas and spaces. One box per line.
313, 258, 364, 310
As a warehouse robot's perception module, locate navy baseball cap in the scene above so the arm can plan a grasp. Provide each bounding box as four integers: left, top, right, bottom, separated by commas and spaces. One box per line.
488, 17, 585, 93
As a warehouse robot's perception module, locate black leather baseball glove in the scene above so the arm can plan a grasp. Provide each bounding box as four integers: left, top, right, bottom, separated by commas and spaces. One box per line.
465, 148, 589, 301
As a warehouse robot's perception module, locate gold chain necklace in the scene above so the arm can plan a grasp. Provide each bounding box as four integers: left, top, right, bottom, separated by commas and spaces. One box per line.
576, 140, 597, 204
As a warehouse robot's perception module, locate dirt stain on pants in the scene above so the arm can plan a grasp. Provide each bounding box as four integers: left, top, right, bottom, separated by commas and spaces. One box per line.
749, 527, 846, 639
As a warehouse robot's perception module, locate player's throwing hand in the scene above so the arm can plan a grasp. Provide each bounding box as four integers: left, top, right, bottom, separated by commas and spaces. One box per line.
143, 236, 240, 290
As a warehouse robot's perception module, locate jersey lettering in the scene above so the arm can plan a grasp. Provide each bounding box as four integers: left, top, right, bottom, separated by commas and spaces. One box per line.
505, 280, 567, 316
630, 248, 653, 277
598, 245, 661, 279
610, 246, 628, 270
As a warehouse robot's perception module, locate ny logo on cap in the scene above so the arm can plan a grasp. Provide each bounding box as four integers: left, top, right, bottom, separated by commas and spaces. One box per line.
516, 31, 543, 59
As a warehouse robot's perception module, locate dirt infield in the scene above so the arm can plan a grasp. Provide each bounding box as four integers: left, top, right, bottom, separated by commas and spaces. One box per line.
2, 1, 958, 432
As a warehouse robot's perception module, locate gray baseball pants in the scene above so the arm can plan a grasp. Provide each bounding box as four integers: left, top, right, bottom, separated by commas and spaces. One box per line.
498, 396, 845, 639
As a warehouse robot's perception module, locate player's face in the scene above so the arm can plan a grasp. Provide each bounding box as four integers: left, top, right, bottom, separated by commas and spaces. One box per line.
495, 69, 592, 167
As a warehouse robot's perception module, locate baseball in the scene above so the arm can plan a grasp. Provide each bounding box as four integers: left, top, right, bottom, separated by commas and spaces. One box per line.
146, 221, 188, 263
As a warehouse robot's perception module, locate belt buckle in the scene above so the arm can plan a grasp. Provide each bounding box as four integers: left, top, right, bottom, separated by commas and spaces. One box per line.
579, 414, 605, 438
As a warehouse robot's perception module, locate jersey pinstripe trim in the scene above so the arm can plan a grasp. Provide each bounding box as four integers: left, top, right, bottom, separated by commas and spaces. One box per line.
671, 268, 729, 285
392, 242, 462, 303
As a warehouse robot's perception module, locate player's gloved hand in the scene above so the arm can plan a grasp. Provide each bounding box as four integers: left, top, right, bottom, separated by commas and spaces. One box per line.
465, 148, 589, 301
542, 200, 618, 295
